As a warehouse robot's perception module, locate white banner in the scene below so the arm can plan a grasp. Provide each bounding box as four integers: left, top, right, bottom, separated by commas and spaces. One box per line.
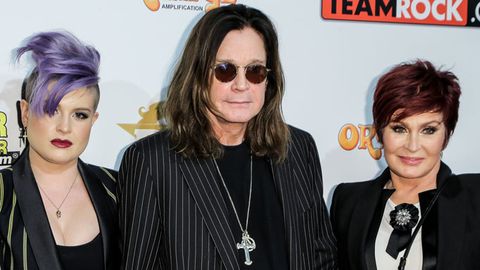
1, 0, 479, 204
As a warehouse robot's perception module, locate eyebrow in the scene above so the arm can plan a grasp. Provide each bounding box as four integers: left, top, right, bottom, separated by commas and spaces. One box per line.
75, 107, 94, 112
392, 120, 443, 127
215, 58, 266, 65
56, 105, 94, 112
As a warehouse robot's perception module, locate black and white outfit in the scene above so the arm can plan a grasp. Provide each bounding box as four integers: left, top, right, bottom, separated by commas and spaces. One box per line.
330, 162, 480, 270
118, 126, 337, 270
0, 150, 120, 270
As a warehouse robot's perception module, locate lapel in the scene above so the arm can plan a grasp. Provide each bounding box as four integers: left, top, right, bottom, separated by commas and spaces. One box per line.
12, 150, 63, 270
349, 169, 390, 270
179, 156, 240, 270
269, 158, 299, 269
435, 163, 465, 270
351, 163, 463, 270
78, 160, 116, 270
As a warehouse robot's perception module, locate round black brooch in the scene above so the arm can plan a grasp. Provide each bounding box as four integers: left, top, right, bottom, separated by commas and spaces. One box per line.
389, 203, 419, 231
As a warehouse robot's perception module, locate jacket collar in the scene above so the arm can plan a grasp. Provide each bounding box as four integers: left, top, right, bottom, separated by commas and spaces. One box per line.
350, 168, 391, 270
436, 163, 465, 269
12, 149, 117, 270
354, 162, 463, 270
269, 157, 303, 270
78, 159, 118, 270
179, 156, 240, 270
179, 153, 300, 270
12, 149, 63, 270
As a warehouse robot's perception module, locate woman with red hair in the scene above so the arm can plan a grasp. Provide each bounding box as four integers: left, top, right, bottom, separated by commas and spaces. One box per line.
330, 60, 480, 270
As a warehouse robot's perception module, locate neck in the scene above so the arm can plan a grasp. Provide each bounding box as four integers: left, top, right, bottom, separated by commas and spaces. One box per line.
209, 114, 247, 146
29, 148, 78, 184
389, 161, 440, 204
216, 130, 246, 146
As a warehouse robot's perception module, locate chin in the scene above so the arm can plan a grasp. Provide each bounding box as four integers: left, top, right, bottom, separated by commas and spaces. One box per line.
397, 167, 433, 180
43, 153, 78, 165
226, 113, 257, 123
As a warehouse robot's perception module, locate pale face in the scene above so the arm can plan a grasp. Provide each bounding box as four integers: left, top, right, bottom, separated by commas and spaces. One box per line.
382, 111, 446, 183
208, 27, 267, 136
21, 88, 99, 167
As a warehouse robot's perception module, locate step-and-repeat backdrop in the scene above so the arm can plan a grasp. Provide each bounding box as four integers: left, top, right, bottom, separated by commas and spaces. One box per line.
1, 0, 479, 203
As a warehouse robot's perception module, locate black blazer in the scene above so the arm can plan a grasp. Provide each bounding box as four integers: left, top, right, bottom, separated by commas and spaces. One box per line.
0, 150, 120, 270
330, 162, 480, 270
118, 126, 337, 270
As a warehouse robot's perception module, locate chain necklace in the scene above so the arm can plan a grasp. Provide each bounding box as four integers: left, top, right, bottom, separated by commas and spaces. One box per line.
38, 172, 79, 219
213, 155, 256, 266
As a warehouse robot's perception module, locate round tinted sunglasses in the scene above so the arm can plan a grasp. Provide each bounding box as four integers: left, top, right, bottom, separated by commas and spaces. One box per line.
212, 62, 270, 84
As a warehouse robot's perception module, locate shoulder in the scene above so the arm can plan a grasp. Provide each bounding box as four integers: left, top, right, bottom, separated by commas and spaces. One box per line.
333, 167, 390, 199
0, 167, 14, 192
84, 163, 118, 183
82, 163, 118, 205
0, 167, 13, 181
286, 125, 317, 157
456, 173, 480, 183
288, 125, 314, 144
333, 179, 377, 200
123, 130, 171, 159
129, 130, 170, 151
0, 167, 14, 213
331, 179, 380, 215
0, 167, 14, 187
452, 173, 480, 192
119, 130, 177, 181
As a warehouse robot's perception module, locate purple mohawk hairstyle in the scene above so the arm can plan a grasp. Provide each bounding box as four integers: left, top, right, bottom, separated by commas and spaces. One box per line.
16, 31, 100, 116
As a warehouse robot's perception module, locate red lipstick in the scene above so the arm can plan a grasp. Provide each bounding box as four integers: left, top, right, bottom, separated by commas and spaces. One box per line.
51, 139, 72, 148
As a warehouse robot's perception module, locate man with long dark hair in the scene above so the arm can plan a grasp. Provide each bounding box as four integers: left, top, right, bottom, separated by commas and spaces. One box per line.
118, 4, 337, 269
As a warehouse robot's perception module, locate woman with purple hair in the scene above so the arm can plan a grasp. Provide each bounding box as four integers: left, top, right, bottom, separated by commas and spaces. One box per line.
0, 31, 120, 270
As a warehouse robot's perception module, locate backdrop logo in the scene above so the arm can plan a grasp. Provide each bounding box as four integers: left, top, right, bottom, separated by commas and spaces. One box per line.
338, 123, 382, 160
144, 0, 237, 12
321, 0, 480, 26
145, 0, 161, 11
118, 102, 167, 138
0, 111, 21, 166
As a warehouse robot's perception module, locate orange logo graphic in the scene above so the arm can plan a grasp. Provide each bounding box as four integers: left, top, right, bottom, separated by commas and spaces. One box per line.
206, 0, 237, 12
118, 102, 167, 138
338, 123, 382, 160
144, 0, 161, 11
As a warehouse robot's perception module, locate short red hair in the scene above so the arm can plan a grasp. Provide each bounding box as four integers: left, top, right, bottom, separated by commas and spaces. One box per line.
373, 60, 461, 148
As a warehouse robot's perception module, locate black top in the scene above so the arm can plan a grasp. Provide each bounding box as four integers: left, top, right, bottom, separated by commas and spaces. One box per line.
216, 141, 289, 270
56, 233, 103, 270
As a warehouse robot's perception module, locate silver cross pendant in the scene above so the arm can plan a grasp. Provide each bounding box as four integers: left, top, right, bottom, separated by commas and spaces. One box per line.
236, 231, 256, 266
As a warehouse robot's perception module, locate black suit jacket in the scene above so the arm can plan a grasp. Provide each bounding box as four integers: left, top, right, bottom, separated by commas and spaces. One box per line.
330, 162, 480, 270
0, 150, 120, 270
118, 126, 337, 270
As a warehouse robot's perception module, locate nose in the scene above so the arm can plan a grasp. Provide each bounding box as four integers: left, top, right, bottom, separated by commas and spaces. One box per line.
405, 133, 420, 152
56, 114, 72, 134
232, 67, 249, 92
